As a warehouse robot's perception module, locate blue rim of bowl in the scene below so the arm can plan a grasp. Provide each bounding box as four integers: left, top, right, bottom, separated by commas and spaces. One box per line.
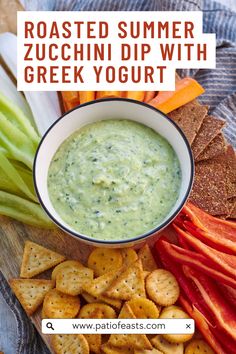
33, 97, 194, 245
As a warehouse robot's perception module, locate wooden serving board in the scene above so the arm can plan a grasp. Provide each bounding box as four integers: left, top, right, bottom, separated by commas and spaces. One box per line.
0, 214, 173, 353
0, 215, 95, 353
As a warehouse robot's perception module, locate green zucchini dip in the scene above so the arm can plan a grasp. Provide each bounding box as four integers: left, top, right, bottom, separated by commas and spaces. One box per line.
48, 119, 181, 240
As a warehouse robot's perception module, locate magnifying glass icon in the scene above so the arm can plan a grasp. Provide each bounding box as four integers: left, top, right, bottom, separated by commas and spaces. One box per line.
46, 322, 55, 331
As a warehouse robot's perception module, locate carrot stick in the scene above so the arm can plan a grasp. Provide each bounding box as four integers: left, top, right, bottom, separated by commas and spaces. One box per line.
96, 91, 121, 99
148, 78, 205, 114
79, 91, 95, 104
61, 91, 80, 112
66, 101, 79, 111
126, 91, 145, 101
61, 91, 79, 102
144, 91, 156, 103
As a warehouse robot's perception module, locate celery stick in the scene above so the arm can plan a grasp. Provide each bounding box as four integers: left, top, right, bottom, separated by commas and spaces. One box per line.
11, 160, 35, 197
0, 152, 35, 197
0, 158, 36, 199
0, 191, 54, 228
0, 172, 23, 196
11, 160, 31, 173
0, 64, 34, 123
25, 91, 61, 135
0, 151, 38, 202
0, 145, 10, 157
0, 33, 61, 135
0, 112, 36, 169
0, 92, 40, 146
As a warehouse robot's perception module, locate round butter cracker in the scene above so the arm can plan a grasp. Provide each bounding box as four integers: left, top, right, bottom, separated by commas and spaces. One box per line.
151, 335, 184, 354
56, 263, 93, 296
52, 260, 83, 282
160, 306, 193, 343
146, 269, 180, 306
43, 289, 80, 319
88, 248, 123, 277
185, 339, 215, 354
79, 303, 116, 319
127, 297, 160, 319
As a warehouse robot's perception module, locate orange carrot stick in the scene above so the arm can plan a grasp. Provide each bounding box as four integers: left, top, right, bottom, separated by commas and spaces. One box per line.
96, 91, 121, 99
61, 91, 79, 112
65, 101, 79, 111
144, 91, 156, 103
126, 91, 145, 101
148, 78, 205, 114
61, 91, 79, 102
79, 91, 95, 104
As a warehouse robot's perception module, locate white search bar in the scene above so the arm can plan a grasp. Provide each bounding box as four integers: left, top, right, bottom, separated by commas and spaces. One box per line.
42, 318, 195, 334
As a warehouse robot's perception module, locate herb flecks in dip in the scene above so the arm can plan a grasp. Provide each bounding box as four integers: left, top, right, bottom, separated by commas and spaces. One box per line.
48, 120, 181, 240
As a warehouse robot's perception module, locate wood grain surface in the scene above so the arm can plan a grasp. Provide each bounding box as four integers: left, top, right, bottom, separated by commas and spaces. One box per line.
0, 216, 94, 280
0, 214, 94, 353
0, 213, 172, 353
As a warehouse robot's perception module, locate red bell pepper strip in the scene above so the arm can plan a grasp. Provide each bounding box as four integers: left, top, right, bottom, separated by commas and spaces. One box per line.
159, 240, 236, 289
183, 266, 236, 342
218, 284, 236, 311
182, 220, 236, 254
179, 295, 229, 354
210, 323, 236, 354
155, 238, 212, 319
184, 202, 236, 241
156, 238, 236, 353
156, 237, 236, 353
177, 234, 192, 250
173, 224, 236, 279
174, 227, 193, 250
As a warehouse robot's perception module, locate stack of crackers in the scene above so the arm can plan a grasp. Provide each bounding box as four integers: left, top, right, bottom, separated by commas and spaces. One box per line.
9, 241, 216, 354
168, 100, 236, 219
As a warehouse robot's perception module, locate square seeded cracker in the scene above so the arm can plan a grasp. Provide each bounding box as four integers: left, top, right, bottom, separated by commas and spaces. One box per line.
190, 159, 228, 215
196, 133, 227, 162
229, 198, 236, 219
168, 100, 208, 145
197, 143, 236, 219
226, 197, 236, 219
210, 145, 236, 198
224, 146, 236, 198
191, 115, 225, 159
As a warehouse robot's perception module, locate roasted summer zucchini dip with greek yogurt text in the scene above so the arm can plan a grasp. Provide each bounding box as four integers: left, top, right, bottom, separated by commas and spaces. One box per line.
48, 120, 181, 240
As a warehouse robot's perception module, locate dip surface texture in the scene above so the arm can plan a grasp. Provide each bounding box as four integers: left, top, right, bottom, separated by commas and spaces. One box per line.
48, 120, 181, 240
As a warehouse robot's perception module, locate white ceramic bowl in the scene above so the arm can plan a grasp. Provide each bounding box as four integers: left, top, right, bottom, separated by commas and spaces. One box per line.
34, 98, 194, 247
